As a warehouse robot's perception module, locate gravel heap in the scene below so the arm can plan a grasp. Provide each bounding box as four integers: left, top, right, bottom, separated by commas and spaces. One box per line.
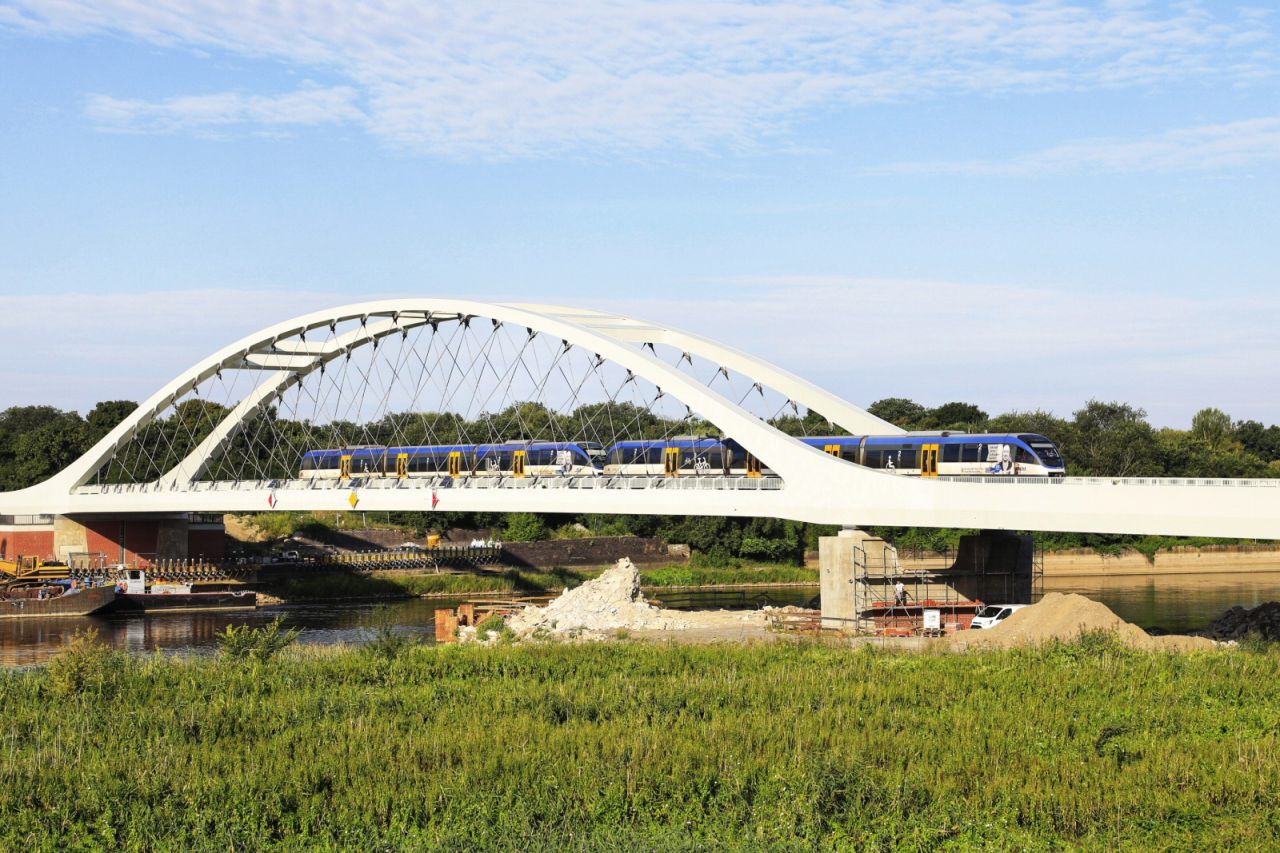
1203, 602, 1280, 642
505, 558, 690, 637
949, 592, 1214, 652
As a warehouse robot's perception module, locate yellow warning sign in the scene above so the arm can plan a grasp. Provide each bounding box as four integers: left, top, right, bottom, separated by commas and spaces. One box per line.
348, 491, 359, 509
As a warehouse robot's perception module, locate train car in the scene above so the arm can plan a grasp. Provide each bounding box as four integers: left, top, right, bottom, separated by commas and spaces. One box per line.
299, 441, 601, 480
795, 433, 1065, 477
603, 437, 736, 477
601, 432, 1065, 478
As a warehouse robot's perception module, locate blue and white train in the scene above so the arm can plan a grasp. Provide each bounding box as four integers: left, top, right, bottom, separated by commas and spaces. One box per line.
300, 432, 1065, 479
300, 441, 603, 480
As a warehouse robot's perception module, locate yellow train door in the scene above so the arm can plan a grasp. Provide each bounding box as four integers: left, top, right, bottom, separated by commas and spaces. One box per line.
339, 454, 352, 480
513, 450, 527, 478
396, 453, 409, 479
447, 451, 462, 479
746, 453, 762, 478
664, 447, 680, 477
920, 444, 939, 477
824, 443, 840, 458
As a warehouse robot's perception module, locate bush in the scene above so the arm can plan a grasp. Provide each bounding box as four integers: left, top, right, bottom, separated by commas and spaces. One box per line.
216, 617, 302, 662
473, 613, 506, 640
503, 513, 549, 542
365, 624, 414, 660
738, 536, 796, 563
47, 629, 115, 697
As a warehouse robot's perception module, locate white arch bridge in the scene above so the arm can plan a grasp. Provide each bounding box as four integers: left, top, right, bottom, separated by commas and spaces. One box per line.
1, 299, 1277, 538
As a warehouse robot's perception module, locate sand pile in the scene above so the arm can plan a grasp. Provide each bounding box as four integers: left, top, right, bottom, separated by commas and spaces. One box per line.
1204, 602, 1280, 642
949, 592, 1214, 652
506, 558, 690, 637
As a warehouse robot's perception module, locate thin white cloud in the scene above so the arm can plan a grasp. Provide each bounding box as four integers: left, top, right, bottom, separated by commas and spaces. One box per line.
84, 85, 364, 133
3, 0, 1273, 159
875, 115, 1280, 175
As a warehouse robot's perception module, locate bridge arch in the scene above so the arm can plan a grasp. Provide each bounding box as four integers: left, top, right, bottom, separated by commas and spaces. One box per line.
1, 298, 1277, 539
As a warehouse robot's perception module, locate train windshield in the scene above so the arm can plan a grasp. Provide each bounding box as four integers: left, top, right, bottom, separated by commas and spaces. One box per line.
1019, 435, 1064, 466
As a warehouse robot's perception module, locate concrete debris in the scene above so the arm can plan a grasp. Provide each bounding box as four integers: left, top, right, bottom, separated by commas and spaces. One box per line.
949, 592, 1214, 652
1203, 602, 1280, 642
506, 558, 690, 638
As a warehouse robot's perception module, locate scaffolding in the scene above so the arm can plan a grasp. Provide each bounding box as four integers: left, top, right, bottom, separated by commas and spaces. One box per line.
853, 543, 967, 636
853, 535, 1040, 636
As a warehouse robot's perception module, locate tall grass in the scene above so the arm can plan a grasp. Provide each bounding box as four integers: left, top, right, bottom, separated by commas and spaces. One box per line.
2, 640, 1278, 849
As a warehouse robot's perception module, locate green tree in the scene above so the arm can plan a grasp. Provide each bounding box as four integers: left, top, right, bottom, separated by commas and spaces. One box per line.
926, 402, 988, 431
1234, 421, 1276, 461
986, 410, 1072, 446
867, 398, 927, 430
1190, 408, 1234, 451
85, 400, 138, 443
1069, 401, 1160, 477
0, 406, 87, 489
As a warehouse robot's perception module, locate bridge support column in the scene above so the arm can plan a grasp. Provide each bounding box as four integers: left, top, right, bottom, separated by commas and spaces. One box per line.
944, 532, 1035, 605
819, 528, 895, 633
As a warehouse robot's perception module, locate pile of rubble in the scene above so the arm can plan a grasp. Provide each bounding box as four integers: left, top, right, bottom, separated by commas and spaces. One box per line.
504, 558, 690, 638
949, 592, 1214, 652
1203, 602, 1280, 642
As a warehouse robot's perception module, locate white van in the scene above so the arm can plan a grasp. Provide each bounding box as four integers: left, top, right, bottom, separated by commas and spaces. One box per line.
970, 604, 1028, 630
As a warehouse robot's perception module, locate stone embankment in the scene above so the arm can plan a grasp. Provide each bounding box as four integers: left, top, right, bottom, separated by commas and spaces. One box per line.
1203, 602, 1280, 642
1040, 545, 1280, 577
895, 544, 1280, 578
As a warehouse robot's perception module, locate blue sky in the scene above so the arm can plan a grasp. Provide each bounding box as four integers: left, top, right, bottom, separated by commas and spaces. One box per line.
1, 1, 1277, 427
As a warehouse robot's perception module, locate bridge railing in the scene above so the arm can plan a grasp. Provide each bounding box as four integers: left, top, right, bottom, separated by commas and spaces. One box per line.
73, 474, 787, 495
938, 475, 1280, 488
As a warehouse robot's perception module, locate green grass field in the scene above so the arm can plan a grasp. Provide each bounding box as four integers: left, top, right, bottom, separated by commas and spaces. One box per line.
2, 637, 1278, 850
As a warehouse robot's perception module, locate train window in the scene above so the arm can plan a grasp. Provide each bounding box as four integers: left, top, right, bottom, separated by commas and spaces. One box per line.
529, 449, 556, 466
840, 446, 860, 464
898, 448, 918, 469
1022, 437, 1063, 464
942, 445, 960, 463
1016, 447, 1036, 465
864, 449, 882, 468
961, 444, 981, 463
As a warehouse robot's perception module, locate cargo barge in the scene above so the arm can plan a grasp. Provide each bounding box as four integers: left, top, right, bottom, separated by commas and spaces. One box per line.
1, 583, 116, 619
114, 569, 257, 614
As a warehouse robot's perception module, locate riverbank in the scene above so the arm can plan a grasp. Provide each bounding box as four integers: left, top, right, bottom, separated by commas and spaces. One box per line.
262, 544, 1280, 604
263, 564, 820, 602
4, 639, 1278, 849
1041, 544, 1280, 577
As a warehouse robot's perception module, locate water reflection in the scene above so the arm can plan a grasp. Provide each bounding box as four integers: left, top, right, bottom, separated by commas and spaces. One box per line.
4, 574, 1280, 667
1044, 571, 1280, 635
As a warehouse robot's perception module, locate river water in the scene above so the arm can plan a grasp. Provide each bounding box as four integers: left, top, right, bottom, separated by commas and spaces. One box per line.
4, 573, 1280, 667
